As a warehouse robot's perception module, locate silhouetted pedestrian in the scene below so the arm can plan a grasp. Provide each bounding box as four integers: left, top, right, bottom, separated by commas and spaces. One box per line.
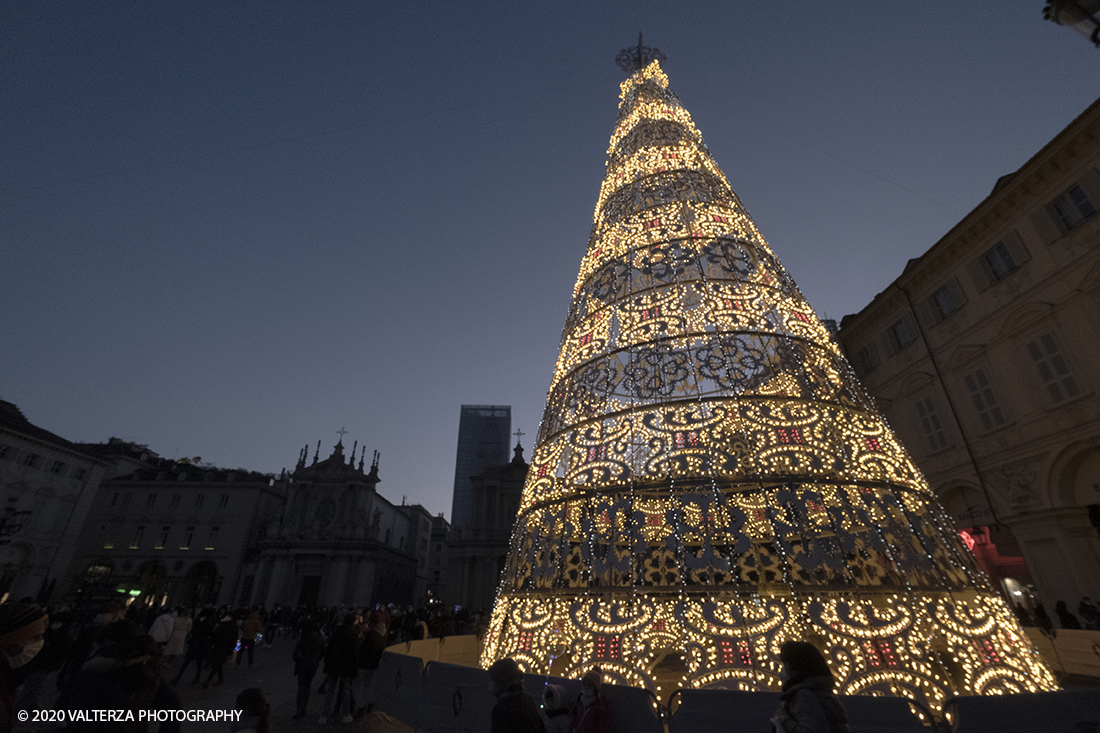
173, 609, 214, 685
292, 620, 325, 720
771, 641, 849, 733
232, 688, 271, 733
489, 658, 545, 733
541, 683, 569, 733
568, 668, 609, 733
60, 628, 181, 733
201, 615, 237, 688
1056, 600, 1081, 629
0, 603, 47, 733
318, 613, 360, 724
1034, 603, 1055, 633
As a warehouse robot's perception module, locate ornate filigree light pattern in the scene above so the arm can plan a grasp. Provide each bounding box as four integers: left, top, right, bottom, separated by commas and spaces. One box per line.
482, 61, 1055, 711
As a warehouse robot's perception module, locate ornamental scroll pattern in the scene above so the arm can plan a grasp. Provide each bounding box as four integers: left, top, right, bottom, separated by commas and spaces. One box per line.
483, 59, 1056, 708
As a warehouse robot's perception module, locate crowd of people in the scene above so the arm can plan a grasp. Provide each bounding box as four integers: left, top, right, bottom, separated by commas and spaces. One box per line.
0, 591, 1097, 732
487, 641, 852, 733
1013, 597, 1100, 633
0, 596, 495, 732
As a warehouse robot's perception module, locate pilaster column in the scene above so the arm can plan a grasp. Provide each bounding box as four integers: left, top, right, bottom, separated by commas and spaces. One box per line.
1006, 506, 1100, 612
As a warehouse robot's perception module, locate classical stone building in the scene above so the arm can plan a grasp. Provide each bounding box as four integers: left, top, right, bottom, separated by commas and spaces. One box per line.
446, 441, 527, 612
245, 441, 433, 608
836, 95, 1100, 621
66, 457, 287, 607
0, 401, 109, 603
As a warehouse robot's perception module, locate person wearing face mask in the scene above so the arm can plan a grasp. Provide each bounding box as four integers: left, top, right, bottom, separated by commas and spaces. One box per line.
568, 668, 610, 733
770, 641, 849, 733
488, 657, 545, 733
0, 602, 48, 733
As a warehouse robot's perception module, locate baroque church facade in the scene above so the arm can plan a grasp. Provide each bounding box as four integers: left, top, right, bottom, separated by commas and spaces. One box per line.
244, 440, 433, 609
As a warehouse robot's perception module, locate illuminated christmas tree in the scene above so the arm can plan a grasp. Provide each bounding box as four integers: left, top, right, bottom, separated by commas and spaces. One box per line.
482, 43, 1055, 712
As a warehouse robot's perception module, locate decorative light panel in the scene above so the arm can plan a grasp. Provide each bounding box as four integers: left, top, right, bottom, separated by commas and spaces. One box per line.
482, 60, 1056, 712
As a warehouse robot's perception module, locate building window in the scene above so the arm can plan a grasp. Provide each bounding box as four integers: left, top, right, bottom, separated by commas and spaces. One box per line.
121, 493, 132, 508
205, 527, 219, 550
887, 318, 916, 352
931, 284, 962, 320
181, 526, 194, 550
102, 525, 114, 549
22, 453, 38, 467
171, 494, 181, 509
219, 494, 229, 509
1026, 334, 1081, 403
110, 492, 119, 507
984, 242, 1017, 281
1051, 184, 1095, 231
146, 493, 157, 508
0, 446, 8, 460
74, 468, 85, 480
195, 494, 205, 509
852, 345, 880, 376
968, 232, 1030, 290
50, 460, 64, 474
915, 396, 949, 452
130, 526, 145, 549
964, 369, 1006, 431
156, 526, 169, 550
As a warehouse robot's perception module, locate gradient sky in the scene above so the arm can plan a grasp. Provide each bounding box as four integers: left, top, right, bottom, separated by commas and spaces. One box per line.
3, 2, 1097, 519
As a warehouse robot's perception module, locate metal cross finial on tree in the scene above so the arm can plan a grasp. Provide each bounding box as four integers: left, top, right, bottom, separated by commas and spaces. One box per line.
336, 427, 348, 442
513, 428, 525, 443
616, 32, 666, 73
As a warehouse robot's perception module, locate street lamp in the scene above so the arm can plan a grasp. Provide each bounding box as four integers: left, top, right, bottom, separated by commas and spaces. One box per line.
1044, 0, 1100, 46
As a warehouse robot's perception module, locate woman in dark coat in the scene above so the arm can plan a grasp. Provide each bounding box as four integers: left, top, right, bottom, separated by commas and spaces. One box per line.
201, 615, 238, 688
771, 641, 849, 733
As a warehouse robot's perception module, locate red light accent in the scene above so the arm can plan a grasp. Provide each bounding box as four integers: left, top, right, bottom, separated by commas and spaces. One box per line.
863, 639, 898, 668
777, 428, 803, 444
594, 634, 621, 661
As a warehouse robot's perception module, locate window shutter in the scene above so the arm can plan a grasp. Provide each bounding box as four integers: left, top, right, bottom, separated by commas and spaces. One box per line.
1002, 229, 1030, 266
881, 330, 899, 356
915, 297, 937, 327
1078, 168, 1100, 209
1030, 208, 1061, 244
966, 259, 992, 291
947, 278, 967, 309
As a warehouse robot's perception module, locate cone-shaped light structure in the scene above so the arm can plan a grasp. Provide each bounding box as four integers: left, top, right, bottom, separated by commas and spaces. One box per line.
482, 60, 1055, 710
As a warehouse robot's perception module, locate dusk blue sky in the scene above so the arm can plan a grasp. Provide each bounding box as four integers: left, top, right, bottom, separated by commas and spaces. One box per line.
3, 3, 1097, 518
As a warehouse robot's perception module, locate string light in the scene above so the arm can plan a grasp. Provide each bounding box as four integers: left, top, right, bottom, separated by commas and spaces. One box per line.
480, 60, 1056, 712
